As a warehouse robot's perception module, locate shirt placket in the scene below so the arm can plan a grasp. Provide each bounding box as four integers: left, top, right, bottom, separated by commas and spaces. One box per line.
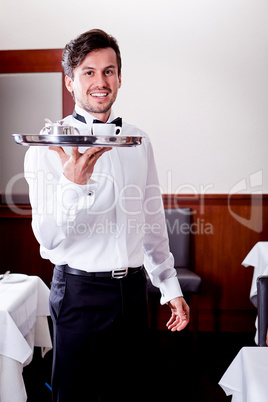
109, 149, 129, 269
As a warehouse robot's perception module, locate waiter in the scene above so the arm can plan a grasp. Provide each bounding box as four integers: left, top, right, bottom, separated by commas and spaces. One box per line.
25, 29, 190, 402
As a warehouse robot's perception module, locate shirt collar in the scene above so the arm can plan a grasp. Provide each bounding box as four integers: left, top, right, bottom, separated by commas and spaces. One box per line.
74, 105, 115, 125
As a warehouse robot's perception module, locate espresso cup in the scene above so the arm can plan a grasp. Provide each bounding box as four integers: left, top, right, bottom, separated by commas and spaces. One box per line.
92, 123, 122, 136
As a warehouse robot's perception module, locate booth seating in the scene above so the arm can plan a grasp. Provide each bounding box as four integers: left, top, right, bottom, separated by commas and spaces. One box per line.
257, 276, 268, 346
146, 207, 202, 330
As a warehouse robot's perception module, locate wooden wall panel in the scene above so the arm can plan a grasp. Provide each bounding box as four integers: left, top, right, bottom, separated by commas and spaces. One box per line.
1, 195, 267, 332
162, 194, 267, 332
0, 214, 53, 286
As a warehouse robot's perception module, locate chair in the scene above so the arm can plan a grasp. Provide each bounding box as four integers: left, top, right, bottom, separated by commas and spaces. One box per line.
257, 276, 268, 346
146, 207, 202, 330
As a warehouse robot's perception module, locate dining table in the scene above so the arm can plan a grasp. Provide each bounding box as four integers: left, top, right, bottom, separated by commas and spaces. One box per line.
219, 346, 268, 402
0, 274, 52, 402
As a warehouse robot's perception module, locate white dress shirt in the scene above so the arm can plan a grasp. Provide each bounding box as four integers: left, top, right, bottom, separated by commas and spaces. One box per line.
24, 106, 182, 304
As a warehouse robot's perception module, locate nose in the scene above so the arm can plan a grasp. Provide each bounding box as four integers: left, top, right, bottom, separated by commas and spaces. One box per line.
94, 71, 108, 88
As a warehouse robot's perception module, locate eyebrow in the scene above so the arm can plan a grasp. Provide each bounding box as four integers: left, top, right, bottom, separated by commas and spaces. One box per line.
82, 64, 117, 71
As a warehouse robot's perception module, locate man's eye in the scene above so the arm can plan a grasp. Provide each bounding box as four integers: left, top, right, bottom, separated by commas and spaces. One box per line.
86, 71, 93, 76
105, 70, 113, 75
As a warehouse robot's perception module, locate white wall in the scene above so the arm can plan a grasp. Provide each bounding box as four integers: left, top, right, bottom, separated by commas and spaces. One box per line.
1, 0, 268, 194
0, 73, 62, 201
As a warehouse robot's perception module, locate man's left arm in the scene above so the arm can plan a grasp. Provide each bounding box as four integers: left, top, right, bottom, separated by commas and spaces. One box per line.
142, 140, 190, 331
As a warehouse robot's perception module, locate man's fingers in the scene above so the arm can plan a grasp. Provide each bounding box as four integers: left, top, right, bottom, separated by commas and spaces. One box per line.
49, 145, 112, 184
171, 320, 188, 332
83, 146, 111, 159
167, 314, 188, 332
166, 314, 176, 328
87, 148, 112, 171
166, 297, 190, 332
92, 147, 112, 160
49, 146, 65, 154
49, 146, 111, 164
70, 147, 81, 161
167, 314, 182, 329
82, 147, 112, 165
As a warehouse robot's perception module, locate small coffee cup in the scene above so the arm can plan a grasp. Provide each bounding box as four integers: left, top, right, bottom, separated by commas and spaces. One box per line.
92, 123, 122, 136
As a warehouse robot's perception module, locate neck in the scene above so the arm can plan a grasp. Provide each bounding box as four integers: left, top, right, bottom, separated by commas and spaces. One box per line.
76, 103, 111, 123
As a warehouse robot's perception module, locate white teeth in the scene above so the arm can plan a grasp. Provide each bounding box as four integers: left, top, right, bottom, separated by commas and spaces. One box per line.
91, 93, 108, 98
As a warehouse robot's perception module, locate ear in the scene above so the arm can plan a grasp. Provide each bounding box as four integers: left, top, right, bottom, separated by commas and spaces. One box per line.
65, 75, 74, 94
118, 73, 122, 89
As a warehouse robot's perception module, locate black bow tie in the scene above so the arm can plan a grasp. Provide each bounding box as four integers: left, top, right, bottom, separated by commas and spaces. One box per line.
93, 117, 122, 127
72, 110, 87, 123
72, 110, 122, 127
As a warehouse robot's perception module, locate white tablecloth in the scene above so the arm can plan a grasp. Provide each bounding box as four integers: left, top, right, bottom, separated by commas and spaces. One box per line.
242, 241, 268, 306
219, 347, 268, 402
242, 242, 268, 343
0, 275, 52, 402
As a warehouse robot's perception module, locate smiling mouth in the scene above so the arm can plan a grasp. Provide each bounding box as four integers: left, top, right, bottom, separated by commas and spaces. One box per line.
90, 92, 109, 98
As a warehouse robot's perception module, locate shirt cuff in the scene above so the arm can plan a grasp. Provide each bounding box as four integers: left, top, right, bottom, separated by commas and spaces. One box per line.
159, 276, 183, 305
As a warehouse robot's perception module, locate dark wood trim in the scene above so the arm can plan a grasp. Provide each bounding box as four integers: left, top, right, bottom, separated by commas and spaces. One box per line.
1, 194, 267, 218
0, 204, 32, 218
0, 49, 63, 73
162, 193, 267, 207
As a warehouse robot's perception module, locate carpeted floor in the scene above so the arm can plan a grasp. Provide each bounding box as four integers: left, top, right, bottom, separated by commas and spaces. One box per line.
23, 328, 255, 401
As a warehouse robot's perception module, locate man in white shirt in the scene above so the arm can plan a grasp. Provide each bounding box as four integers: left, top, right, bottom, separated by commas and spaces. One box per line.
25, 29, 189, 402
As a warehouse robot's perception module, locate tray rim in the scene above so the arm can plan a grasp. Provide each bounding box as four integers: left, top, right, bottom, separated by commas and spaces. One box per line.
12, 133, 143, 147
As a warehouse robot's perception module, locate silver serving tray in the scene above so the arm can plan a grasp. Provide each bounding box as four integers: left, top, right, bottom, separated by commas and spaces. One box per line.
12, 134, 143, 147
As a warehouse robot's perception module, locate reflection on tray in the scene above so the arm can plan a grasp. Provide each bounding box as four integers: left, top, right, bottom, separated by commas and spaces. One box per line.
12, 134, 143, 147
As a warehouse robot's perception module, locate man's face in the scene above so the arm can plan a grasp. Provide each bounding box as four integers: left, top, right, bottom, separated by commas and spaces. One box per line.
65, 47, 121, 122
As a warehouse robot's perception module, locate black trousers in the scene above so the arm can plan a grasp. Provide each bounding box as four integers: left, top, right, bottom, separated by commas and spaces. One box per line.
49, 266, 149, 402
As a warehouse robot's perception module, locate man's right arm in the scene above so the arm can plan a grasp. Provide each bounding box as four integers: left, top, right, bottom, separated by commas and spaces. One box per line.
24, 146, 104, 250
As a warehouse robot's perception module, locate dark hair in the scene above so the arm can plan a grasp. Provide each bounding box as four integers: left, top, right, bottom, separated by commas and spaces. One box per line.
62, 29, 122, 79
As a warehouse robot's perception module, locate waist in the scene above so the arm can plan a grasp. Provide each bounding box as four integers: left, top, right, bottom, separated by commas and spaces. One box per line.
55, 264, 143, 280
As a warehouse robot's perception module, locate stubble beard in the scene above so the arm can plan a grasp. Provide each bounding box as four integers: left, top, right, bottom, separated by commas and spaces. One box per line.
75, 88, 117, 116
80, 99, 115, 115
